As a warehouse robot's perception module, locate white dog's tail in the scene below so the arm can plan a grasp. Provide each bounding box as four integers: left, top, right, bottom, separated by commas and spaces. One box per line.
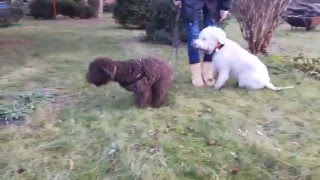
265, 82, 294, 91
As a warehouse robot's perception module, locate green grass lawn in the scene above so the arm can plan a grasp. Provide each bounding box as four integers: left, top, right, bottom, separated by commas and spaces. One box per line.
1, 15, 320, 179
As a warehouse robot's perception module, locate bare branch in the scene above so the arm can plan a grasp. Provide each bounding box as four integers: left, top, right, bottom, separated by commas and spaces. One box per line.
232, 0, 292, 54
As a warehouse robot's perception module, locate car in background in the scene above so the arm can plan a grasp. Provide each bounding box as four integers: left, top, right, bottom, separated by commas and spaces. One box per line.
0, 1, 23, 27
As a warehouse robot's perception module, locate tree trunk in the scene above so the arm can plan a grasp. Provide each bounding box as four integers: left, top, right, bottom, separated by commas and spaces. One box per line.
52, 0, 57, 19
93, 0, 103, 18
98, 0, 103, 18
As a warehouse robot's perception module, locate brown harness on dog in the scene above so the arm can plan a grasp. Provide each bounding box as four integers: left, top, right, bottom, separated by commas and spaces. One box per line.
117, 59, 146, 87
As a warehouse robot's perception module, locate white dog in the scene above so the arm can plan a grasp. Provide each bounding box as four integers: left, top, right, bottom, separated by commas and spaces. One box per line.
193, 26, 294, 91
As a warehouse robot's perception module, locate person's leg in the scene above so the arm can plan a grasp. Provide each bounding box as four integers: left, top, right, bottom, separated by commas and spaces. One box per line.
187, 19, 204, 87
202, 5, 217, 63
202, 5, 218, 86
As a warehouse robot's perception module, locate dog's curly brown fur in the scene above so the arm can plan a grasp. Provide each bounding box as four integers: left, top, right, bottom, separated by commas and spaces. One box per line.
86, 57, 174, 108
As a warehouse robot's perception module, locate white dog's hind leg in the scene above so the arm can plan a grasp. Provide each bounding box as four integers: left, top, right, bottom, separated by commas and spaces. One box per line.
214, 69, 230, 90
238, 79, 264, 90
265, 82, 294, 91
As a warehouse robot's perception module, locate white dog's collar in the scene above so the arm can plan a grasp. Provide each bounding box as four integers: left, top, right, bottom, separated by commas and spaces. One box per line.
210, 42, 225, 55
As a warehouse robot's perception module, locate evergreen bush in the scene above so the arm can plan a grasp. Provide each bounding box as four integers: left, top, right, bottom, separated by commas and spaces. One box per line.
112, 0, 148, 29
29, 0, 93, 19
145, 0, 187, 44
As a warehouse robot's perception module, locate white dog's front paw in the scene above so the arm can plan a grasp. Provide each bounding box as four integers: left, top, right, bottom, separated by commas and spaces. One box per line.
213, 85, 222, 91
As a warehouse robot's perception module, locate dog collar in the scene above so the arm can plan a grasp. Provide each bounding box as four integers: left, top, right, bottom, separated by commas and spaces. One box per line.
136, 59, 143, 78
210, 42, 225, 56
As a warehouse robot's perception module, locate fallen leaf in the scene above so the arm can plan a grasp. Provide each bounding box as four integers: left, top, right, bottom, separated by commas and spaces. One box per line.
230, 152, 239, 159
69, 160, 74, 171
148, 130, 156, 137
166, 121, 171, 128
206, 140, 217, 146
130, 143, 140, 151
16, 168, 25, 174
187, 126, 195, 132
271, 107, 278, 112
256, 130, 264, 136
229, 166, 240, 174
292, 142, 299, 145
147, 146, 159, 154
180, 131, 186, 135
237, 129, 248, 140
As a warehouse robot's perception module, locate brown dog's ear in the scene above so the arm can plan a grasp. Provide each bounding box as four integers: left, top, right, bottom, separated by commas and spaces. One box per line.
101, 66, 117, 80
101, 67, 113, 76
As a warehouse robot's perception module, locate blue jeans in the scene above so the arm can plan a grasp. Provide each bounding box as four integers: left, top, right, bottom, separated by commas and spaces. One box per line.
187, 6, 217, 64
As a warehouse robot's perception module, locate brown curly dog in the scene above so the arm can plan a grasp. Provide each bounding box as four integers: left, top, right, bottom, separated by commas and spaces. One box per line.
86, 57, 174, 108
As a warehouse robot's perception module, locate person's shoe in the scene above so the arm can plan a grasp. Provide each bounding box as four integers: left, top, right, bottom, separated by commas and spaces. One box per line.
189, 63, 204, 87
202, 62, 216, 86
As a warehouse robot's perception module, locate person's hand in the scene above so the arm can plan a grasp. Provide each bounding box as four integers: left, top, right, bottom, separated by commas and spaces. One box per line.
172, 0, 182, 9
219, 10, 229, 23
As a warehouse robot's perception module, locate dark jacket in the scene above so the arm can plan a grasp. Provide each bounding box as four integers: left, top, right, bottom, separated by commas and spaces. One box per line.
182, 0, 233, 22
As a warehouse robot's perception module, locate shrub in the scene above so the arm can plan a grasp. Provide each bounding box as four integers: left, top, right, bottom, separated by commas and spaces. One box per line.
29, 0, 93, 19
29, 0, 53, 19
57, 0, 94, 19
57, 0, 80, 18
76, 4, 94, 19
112, 0, 148, 29
144, 0, 187, 44
112, 0, 231, 44
0, 4, 23, 27
104, 2, 116, 12
144, 0, 231, 45
232, 0, 292, 54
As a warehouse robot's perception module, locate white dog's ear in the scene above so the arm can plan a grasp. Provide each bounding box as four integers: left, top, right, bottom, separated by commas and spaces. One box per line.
207, 26, 227, 44
215, 28, 227, 44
